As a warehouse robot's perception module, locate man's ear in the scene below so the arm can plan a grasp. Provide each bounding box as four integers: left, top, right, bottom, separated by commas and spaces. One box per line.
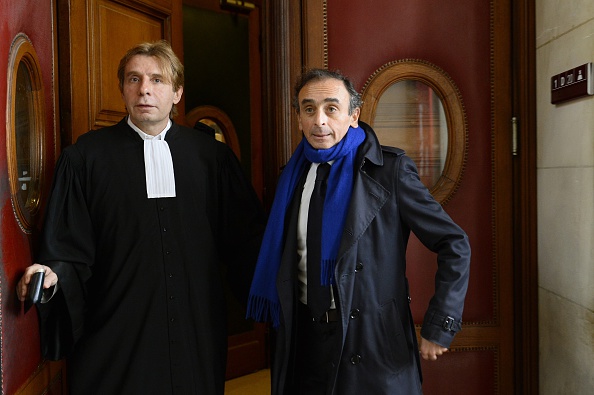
173, 86, 183, 104
350, 107, 360, 127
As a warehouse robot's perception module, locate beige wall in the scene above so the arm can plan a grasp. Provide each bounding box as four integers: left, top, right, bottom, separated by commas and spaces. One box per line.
536, 1, 594, 393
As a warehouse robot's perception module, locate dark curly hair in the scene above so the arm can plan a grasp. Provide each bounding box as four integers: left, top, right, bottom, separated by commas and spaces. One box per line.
292, 68, 362, 115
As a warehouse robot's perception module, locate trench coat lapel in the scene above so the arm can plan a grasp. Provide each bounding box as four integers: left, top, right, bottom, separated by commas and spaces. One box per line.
337, 148, 390, 262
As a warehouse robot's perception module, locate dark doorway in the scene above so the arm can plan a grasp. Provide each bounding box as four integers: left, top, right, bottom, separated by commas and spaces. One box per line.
182, 0, 267, 380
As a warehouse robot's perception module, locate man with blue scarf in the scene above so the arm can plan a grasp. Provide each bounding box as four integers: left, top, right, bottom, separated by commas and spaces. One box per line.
247, 69, 471, 394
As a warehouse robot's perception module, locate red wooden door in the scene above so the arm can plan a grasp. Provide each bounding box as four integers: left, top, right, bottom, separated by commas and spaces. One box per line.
0, 1, 62, 394
319, 1, 514, 393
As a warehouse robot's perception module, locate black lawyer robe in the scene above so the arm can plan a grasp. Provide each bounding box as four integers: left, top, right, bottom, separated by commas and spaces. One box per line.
35, 118, 266, 395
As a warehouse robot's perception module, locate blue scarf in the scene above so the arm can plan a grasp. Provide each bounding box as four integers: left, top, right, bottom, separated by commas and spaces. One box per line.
246, 125, 365, 327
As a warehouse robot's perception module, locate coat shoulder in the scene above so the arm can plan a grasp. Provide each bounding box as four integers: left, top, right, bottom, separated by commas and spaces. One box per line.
380, 145, 406, 157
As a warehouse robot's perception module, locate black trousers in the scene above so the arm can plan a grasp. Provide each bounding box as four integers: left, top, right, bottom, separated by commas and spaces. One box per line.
294, 302, 341, 395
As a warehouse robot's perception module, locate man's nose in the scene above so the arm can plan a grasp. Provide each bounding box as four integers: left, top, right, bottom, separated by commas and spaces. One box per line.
139, 79, 151, 95
314, 110, 327, 126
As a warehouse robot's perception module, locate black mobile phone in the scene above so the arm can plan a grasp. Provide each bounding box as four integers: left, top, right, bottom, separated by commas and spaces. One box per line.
27, 270, 45, 304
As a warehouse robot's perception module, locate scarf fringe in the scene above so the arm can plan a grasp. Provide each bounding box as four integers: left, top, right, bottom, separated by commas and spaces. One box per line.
246, 294, 281, 328
321, 259, 337, 286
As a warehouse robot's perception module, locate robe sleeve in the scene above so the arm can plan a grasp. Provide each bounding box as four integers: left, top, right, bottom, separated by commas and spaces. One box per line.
217, 147, 266, 307
35, 146, 95, 360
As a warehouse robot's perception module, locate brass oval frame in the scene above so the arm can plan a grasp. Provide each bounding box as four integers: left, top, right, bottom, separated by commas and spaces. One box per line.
6, 34, 46, 233
361, 59, 468, 204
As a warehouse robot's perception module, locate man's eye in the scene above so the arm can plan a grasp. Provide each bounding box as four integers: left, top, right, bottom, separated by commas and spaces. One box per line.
154, 78, 162, 83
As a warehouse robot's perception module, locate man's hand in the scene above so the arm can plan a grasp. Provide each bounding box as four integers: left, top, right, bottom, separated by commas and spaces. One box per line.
419, 336, 448, 361
16, 264, 58, 302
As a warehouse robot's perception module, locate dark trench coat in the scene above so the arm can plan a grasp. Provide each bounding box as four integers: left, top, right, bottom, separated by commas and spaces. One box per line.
272, 122, 471, 394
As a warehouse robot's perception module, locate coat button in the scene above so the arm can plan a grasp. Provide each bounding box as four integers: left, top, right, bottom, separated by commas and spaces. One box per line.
350, 309, 360, 319
355, 262, 363, 272
350, 354, 362, 365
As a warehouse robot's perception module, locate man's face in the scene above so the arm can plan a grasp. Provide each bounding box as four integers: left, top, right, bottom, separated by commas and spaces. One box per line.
121, 55, 182, 135
297, 78, 360, 149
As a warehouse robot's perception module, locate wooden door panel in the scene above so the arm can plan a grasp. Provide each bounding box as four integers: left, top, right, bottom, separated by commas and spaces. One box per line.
61, 0, 177, 144
302, 0, 514, 393
15, 361, 67, 395
144, 0, 174, 9
95, 1, 165, 126
421, 349, 498, 394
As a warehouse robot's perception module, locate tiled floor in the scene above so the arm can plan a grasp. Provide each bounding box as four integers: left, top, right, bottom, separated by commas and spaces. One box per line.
224, 369, 271, 395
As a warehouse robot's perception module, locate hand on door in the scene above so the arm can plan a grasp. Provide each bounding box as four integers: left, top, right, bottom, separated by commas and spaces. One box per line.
16, 263, 58, 302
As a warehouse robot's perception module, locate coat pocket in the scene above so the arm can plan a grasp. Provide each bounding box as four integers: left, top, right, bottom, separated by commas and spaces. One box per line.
379, 298, 411, 372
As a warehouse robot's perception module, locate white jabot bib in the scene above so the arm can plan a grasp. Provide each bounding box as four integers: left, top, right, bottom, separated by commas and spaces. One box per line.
128, 118, 176, 198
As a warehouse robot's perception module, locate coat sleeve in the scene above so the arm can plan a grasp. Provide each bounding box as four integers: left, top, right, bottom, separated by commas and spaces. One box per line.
396, 154, 471, 348
35, 146, 94, 360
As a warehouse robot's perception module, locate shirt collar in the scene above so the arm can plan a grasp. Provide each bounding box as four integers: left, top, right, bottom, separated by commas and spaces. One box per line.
127, 117, 172, 140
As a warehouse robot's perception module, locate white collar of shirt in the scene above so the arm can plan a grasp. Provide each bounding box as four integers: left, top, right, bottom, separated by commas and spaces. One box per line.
127, 117, 176, 198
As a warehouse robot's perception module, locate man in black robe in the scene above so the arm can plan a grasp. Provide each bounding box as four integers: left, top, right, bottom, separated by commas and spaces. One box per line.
16, 40, 265, 394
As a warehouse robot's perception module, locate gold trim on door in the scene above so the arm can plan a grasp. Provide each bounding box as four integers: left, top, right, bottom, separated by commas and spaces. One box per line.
6, 33, 46, 233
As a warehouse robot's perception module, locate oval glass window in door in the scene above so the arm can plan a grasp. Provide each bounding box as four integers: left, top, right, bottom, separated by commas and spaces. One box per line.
361, 59, 467, 204
6, 34, 46, 232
